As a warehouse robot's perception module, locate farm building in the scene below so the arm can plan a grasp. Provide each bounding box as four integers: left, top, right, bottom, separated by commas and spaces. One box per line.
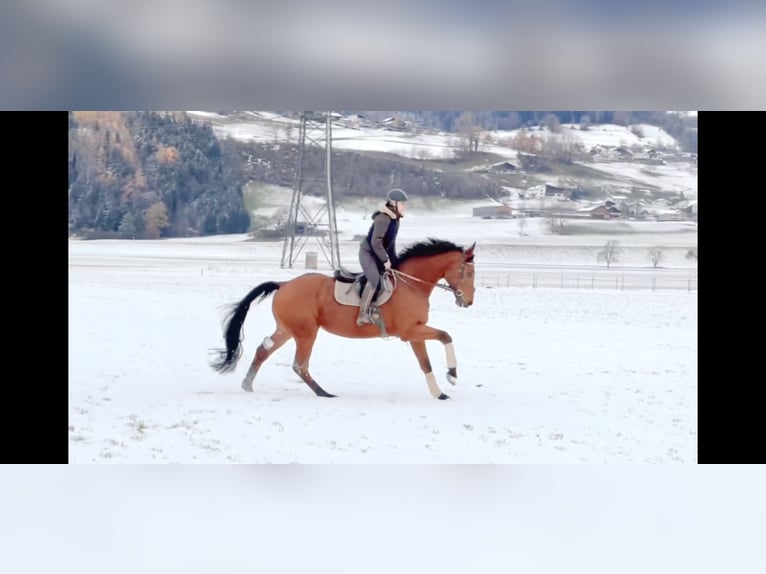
589, 204, 622, 219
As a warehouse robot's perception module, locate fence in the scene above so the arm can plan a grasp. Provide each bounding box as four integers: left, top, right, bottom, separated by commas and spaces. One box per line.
476, 271, 697, 292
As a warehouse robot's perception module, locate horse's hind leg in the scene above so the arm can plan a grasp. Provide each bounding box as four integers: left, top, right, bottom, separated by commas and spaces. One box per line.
409, 340, 449, 400
241, 329, 291, 392
292, 330, 335, 398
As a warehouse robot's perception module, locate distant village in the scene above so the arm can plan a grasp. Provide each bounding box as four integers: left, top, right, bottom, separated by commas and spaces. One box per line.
472, 182, 697, 223
335, 114, 698, 223
470, 144, 697, 224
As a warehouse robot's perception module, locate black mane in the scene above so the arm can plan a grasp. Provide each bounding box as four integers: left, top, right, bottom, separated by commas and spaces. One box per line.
396, 238, 463, 267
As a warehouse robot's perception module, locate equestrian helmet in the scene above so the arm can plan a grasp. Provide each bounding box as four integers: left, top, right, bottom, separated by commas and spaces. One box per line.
386, 188, 408, 203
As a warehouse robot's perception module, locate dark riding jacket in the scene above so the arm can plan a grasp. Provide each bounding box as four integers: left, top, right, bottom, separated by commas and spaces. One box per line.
362, 204, 401, 268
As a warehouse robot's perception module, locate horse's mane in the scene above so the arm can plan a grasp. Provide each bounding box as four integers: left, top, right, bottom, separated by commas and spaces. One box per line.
397, 238, 463, 267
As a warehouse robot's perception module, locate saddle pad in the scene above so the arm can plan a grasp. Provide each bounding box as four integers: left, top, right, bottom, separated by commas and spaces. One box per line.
334, 275, 394, 307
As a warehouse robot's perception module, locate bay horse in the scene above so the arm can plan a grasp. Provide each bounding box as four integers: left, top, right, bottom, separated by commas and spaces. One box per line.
210, 238, 476, 400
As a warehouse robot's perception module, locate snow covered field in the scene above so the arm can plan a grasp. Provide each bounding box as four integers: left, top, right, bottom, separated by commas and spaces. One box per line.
69, 112, 697, 463
69, 219, 697, 463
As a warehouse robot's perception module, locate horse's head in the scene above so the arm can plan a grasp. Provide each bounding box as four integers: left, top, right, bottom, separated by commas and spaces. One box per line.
444, 242, 476, 308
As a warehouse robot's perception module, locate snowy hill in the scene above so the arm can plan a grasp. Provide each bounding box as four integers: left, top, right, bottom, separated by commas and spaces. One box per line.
186, 111, 697, 200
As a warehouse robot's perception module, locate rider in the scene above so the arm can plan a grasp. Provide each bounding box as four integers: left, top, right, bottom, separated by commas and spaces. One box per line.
356, 188, 408, 326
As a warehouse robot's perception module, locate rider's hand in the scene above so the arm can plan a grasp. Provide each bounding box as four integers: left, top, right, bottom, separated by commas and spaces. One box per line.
383, 260, 392, 271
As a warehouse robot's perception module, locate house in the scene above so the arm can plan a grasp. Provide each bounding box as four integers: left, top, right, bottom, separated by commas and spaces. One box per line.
521, 185, 546, 199
488, 160, 518, 173
619, 200, 648, 219
614, 146, 633, 159
590, 204, 622, 220
472, 204, 514, 219
380, 116, 409, 131
470, 160, 518, 175
544, 184, 571, 200
343, 113, 368, 128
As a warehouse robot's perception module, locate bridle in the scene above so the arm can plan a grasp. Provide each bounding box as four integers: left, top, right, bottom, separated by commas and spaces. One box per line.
389, 259, 473, 307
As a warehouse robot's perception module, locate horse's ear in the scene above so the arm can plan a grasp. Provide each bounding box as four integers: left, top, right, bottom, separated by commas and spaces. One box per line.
464, 242, 476, 261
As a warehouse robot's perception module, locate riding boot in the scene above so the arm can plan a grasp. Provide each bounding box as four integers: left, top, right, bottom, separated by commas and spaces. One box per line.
356, 282, 376, 326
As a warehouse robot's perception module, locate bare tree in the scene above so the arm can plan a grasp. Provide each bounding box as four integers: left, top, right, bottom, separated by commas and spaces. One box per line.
499, 112, 522, 130
543, 113, 562, 133
541, 130, 577, 163
597, 240, 621, 268
456, 112, 481, 155
481, 133, 494, 152
510, 129, 543, 154
547, 216, 565, 234
268, 207, 290, 230
648, 246, 664, 268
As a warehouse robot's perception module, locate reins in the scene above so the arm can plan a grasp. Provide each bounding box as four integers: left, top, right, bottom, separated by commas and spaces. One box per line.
388, 268, 463, 299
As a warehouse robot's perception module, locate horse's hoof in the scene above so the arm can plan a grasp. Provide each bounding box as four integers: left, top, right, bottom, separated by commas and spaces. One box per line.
438, 393, 450, 400
447, 368, 457, 385
241, 381, 253, 392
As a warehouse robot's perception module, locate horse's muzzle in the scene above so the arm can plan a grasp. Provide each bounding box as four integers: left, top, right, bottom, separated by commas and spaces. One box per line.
454, 292, 472, 307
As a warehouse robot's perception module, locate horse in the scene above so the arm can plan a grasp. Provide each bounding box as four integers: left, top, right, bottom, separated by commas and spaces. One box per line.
210, 238, 476, 400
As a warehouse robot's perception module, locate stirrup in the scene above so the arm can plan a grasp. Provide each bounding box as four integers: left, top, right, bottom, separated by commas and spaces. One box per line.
356, 311, 372, 326
356, 314, 373, 327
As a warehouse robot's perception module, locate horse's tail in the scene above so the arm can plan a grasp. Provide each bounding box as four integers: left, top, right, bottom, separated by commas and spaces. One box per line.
210, 281, 282, 374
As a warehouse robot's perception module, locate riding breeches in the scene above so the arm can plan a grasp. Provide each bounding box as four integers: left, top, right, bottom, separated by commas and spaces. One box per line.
358, 244, 383, 293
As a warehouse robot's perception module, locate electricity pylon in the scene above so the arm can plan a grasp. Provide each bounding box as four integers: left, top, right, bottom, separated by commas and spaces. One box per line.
280, 111, 341, 269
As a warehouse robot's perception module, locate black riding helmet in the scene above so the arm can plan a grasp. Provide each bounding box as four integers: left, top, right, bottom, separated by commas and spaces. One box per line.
386, 188, 408, 203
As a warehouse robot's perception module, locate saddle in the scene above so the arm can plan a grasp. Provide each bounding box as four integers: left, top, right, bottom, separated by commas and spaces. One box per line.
333, 268, 395, 308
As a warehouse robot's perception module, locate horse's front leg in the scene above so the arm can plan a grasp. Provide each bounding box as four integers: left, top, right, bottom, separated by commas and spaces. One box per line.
402, 325, 458, 400
409, 340, 449, 400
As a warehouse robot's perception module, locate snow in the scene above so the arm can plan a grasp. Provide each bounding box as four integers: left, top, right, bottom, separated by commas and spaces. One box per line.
214, 118, 474, 160
69, 210, 697, 463
491, 122, 678, 150
185, 110, 225, 118
587, 160, 697, 196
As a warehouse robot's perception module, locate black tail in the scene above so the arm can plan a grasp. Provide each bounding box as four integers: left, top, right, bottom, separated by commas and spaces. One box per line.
210, 281, 281, 374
